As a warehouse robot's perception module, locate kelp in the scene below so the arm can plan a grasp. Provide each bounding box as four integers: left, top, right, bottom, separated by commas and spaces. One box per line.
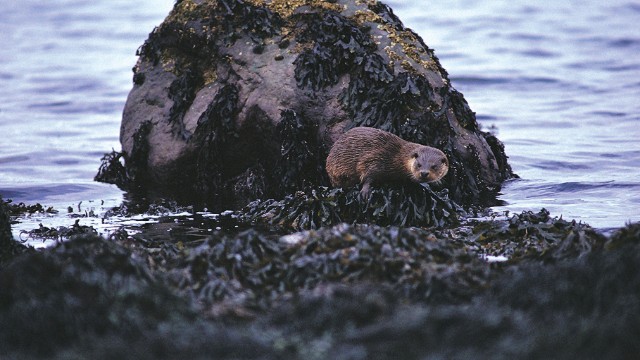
2, 191, 639, 358
215, 0, 282, 43
287, 4, 511, 205
605, 222, 640, 250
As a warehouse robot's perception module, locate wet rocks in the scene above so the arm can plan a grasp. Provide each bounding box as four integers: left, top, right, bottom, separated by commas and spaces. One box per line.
98, 0, 514, 210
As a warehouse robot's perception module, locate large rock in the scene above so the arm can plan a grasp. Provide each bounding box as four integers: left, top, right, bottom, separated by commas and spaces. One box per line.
109, 0, 513, 210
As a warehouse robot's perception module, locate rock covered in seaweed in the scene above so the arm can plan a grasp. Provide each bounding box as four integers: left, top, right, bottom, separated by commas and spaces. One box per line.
99, 0, 514, 210
0, 197, 12, 246
0, 197, 32, 267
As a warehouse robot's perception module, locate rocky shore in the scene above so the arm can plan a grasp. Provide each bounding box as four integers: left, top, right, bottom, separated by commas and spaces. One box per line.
2, 1, 639, 358
2, 196, 640, 359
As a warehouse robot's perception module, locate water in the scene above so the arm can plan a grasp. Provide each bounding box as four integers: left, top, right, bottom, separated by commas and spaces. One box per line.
386, 0, 640, 230
0, 0, 175, 245
1, 0, 638, 244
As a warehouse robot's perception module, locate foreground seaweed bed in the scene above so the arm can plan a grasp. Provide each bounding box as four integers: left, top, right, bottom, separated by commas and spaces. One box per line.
3, 195, 640, 359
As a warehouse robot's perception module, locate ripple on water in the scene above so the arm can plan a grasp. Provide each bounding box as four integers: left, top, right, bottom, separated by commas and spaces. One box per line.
530, 161, 592, 171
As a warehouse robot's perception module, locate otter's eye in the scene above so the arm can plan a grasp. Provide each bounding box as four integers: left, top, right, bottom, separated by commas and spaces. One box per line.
413, 153, 418, 158
431, 165, 437, 170
416, 163, 422, 168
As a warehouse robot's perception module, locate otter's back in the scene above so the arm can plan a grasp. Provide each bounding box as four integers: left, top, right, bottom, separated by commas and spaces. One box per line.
326, 127, 404, 187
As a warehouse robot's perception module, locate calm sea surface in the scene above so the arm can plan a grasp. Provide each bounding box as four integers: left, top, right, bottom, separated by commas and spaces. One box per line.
1, 0, 638, 244
386, 0, 640, 230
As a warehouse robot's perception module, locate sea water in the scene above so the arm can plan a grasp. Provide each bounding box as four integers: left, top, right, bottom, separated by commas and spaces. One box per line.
1, 0, 638, 245
386, 0, 640, 231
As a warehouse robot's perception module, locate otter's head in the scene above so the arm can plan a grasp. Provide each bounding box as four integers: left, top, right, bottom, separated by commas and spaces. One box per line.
409, 147, 449, 184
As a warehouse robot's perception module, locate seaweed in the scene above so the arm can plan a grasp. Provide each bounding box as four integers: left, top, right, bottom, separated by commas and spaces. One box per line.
293, 11, 375, 90
110, 0, 515, 209
94, 150, 129, 189
0, 234, 206, 358
243, 187, 344, 231
286, 5, 509, 206
484, 131, 516, 180
468, 209, 607, 262
367, 1, 448, 79
228, 165, 270, 206
367, 2, 404, 30
243, 184, 461, 231
194, 84, 240, 206
18, 220, 98, 244
136, 3, 216, 67
103, 197, 193, 218
1, 197, 33, 267
274, 109, 330, 195
341, 71, 435, 134
447, 88, 479, 131
168, 68, 204, 140
0, 198, 12, 244
172, 222, 491, 313
2, 222, 640, 358
605, 222, 640, 250
126, 121, 154, 191
215, 0, 282, 44
95, 128, 155, 192
1, 199, 57, 217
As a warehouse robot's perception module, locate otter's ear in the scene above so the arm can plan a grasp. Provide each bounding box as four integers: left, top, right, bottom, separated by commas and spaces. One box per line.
412, 152, 419, 158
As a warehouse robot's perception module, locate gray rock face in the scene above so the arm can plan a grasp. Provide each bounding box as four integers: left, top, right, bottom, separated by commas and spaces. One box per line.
112, 0, 513, 209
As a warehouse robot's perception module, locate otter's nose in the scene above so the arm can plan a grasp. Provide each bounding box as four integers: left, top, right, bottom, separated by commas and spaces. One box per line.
420, 170, 430, 180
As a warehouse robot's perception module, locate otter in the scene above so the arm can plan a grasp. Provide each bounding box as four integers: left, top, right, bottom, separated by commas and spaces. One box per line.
326, 127, 449, 196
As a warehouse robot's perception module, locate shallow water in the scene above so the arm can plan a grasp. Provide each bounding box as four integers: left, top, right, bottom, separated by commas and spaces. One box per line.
1, 0, 638, 244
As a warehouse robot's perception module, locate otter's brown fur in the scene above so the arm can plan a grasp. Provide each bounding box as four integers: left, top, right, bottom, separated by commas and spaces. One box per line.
326, 127, 449, 195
